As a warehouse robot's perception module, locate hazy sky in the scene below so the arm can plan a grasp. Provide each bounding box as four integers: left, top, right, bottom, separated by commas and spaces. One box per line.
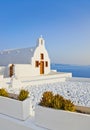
0, 0, 90, 65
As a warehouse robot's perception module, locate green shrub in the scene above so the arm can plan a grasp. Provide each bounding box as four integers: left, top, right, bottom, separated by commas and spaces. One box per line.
18, 89, 29, 101
64, 99, 75, 112
39, 91, 54, 107
0, 88, 8, 97
39, 91, 76, 112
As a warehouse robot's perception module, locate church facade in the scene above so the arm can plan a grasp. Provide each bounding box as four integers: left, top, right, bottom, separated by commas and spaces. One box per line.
0, 36, 50, 78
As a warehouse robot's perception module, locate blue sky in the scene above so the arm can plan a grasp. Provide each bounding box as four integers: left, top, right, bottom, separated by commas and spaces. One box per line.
0, 0, 90, 65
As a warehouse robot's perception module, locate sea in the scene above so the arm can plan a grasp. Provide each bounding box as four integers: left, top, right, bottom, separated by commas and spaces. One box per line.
51, 64, 90, 78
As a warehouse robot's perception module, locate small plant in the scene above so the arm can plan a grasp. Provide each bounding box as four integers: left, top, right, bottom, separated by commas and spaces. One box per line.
18, 89, 29, 101
64, 99, 75, 112
52, 94, 64, 109
0, 88, 8, 97
39, 91, 76, 112
39, 91, 54, 107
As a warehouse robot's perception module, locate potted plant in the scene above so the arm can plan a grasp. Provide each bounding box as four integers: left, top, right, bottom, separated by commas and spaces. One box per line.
0, 88, 30, 120
35, 91, 90, 130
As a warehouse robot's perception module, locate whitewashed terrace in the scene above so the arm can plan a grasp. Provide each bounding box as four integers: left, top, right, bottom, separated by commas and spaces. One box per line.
6, 79, 90, 115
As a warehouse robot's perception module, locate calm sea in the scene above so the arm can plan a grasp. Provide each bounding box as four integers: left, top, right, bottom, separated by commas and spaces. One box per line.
51, 64, 90, 78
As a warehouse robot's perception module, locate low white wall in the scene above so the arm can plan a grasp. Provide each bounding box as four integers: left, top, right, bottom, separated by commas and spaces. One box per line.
0, 96, 30, 120
66, 77, 90, 82
26, 77, 66, 86
20, 73, 67, 86
35, 105, 90, 130
57, 72, 72, 78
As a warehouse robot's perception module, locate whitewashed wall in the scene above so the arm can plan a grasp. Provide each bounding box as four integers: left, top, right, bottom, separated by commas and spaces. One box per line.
35, 105, 90, 130
32, 38, 50, 75
4, 66, 10, 77
14, 64, 39, 78
0, 67, 5, 75
0, 96, 30, 120
66, 77, 90, 82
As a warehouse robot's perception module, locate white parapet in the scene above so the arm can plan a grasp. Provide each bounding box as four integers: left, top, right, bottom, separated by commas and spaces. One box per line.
66, 77, 90, 82
0, 96, 30, 120
35, 105, 90, 130
20, 71, 72, 86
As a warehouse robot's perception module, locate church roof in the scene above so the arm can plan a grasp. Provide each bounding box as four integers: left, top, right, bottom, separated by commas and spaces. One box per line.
0, 47, 35, 66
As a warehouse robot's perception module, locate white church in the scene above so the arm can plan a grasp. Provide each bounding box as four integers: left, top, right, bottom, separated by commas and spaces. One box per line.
0, 36, 72, 80
0, 36, 50, 78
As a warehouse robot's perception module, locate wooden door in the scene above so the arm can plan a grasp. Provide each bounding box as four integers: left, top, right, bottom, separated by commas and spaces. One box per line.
10, 64, 14, 77
40, 61, 44, 74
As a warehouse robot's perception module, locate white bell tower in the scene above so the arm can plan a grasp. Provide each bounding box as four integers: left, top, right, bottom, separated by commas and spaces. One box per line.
37, 35, 45, 47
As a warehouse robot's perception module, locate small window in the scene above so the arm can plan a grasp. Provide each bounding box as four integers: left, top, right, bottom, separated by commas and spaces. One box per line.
35, 61, 39, 67
41, 53, 44, 60
45, 61, 48, 67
